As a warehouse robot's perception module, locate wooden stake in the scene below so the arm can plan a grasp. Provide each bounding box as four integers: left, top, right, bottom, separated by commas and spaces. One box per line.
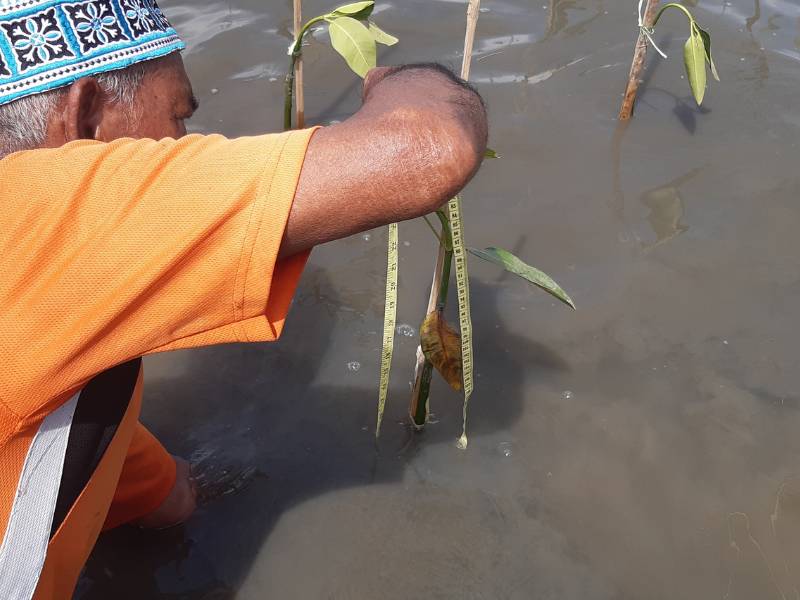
409, 0, 481, 426
293, 0, 305, 128
460, 0, 480, 81
618, 0, 660, 120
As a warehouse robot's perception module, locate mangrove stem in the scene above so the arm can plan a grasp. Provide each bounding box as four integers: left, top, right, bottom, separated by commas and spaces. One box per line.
618, 0, 660, 120
284, 54, 297, 131
293, 0, 305, 129
284, 12, 324, 130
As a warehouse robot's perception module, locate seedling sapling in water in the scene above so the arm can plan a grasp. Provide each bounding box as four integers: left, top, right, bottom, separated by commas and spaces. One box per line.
282, 1, 575, 450
284, 1, 397, 130
376, 0, 576, 450
620, 0, 719, 119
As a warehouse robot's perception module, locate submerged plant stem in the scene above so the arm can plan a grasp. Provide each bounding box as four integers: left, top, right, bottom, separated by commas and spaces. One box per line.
411, 213, 452, 426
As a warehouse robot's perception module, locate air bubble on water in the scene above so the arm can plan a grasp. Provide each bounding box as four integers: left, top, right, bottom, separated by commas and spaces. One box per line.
403, 241, 411, 247
396, 323, 416, 337
561, 390, 574, 401
498, 442, 513, 457
268, 77, 278, 82
362, 233, 372, 242
347, 361, 361, 372
210, 88, 219, 94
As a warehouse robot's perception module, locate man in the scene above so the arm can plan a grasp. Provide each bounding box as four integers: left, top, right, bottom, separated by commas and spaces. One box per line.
0, 0, 488, 596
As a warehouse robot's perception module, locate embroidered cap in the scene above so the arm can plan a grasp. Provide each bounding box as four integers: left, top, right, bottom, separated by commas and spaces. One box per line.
0, 0, 184, 106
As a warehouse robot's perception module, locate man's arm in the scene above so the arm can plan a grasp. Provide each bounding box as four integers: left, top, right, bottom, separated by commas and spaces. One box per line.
279, 63, 488, 258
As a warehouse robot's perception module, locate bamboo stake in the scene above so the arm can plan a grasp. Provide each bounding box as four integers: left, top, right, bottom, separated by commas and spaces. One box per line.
409, 0, 481, 427
618, 0, 659, 120
293, 0, 305, 128
460, 0, 480, 80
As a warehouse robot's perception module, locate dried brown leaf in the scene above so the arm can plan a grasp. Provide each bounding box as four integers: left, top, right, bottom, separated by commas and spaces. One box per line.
420, 310, 463, 391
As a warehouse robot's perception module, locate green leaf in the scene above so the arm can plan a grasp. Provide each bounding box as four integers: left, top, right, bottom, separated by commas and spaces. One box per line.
684, 28, 707, 105
468, 247, 576, 309
368, 21, 398, 46
484, 148, 500, 159
695, 24, 720, 82
326, 16, 377, 78
331, 1, 374, 19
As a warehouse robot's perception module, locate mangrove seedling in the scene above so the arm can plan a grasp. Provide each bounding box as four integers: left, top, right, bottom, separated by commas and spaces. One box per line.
619, 0, 719, 119
284, 0, 397, 130
375, 0, 575, 451
281, 1, 575, 450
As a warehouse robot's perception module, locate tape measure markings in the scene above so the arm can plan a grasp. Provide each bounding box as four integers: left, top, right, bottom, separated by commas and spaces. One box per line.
375, 222, 398, 438
447, 196, 474, 450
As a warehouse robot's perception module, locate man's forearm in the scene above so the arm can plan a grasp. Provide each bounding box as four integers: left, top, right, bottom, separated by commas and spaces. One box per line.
280, 64, 488, 258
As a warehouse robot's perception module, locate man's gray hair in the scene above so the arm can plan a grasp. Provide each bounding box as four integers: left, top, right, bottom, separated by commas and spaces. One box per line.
0, 61, 151, 159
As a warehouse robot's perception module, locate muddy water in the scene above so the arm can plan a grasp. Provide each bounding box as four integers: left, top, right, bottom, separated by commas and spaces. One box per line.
76, 1, 800, 598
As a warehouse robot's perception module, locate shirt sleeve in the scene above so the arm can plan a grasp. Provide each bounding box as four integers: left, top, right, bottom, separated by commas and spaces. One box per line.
0, 129, 317, 418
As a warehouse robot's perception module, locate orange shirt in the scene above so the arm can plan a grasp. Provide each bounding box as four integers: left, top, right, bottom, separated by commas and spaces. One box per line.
0, 128, 315, 546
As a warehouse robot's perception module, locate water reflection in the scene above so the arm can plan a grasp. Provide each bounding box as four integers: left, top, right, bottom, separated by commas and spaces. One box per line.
546, 0, 579, 38
638, 168, 700, 252
545, 0, 605, 40
747, 0, 762, 31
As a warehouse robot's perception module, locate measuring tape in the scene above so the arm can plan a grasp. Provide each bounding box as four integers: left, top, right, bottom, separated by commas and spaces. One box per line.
375, 222, 398, 438
374, 203, 473, 448
448, 196, 474, 450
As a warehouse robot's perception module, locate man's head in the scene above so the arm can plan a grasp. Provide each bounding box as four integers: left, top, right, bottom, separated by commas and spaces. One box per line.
0, 0, 188, 158
0, 52, 196, 158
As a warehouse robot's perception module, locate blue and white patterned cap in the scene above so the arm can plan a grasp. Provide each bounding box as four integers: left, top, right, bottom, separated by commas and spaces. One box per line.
0, 0, 184, 106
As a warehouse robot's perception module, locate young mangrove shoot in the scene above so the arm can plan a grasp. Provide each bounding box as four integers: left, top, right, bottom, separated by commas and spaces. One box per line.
284, 1, 397, 131
619, 0, 719, 119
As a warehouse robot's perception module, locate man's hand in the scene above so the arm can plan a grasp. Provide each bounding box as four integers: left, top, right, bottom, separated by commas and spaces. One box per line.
279, 63, 488, 258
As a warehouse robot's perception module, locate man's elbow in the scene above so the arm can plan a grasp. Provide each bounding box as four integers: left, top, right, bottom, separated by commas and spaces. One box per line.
401, 103, 488, 217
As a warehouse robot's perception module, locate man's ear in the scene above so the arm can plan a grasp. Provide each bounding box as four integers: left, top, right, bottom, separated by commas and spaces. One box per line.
62, 77, 104, 142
